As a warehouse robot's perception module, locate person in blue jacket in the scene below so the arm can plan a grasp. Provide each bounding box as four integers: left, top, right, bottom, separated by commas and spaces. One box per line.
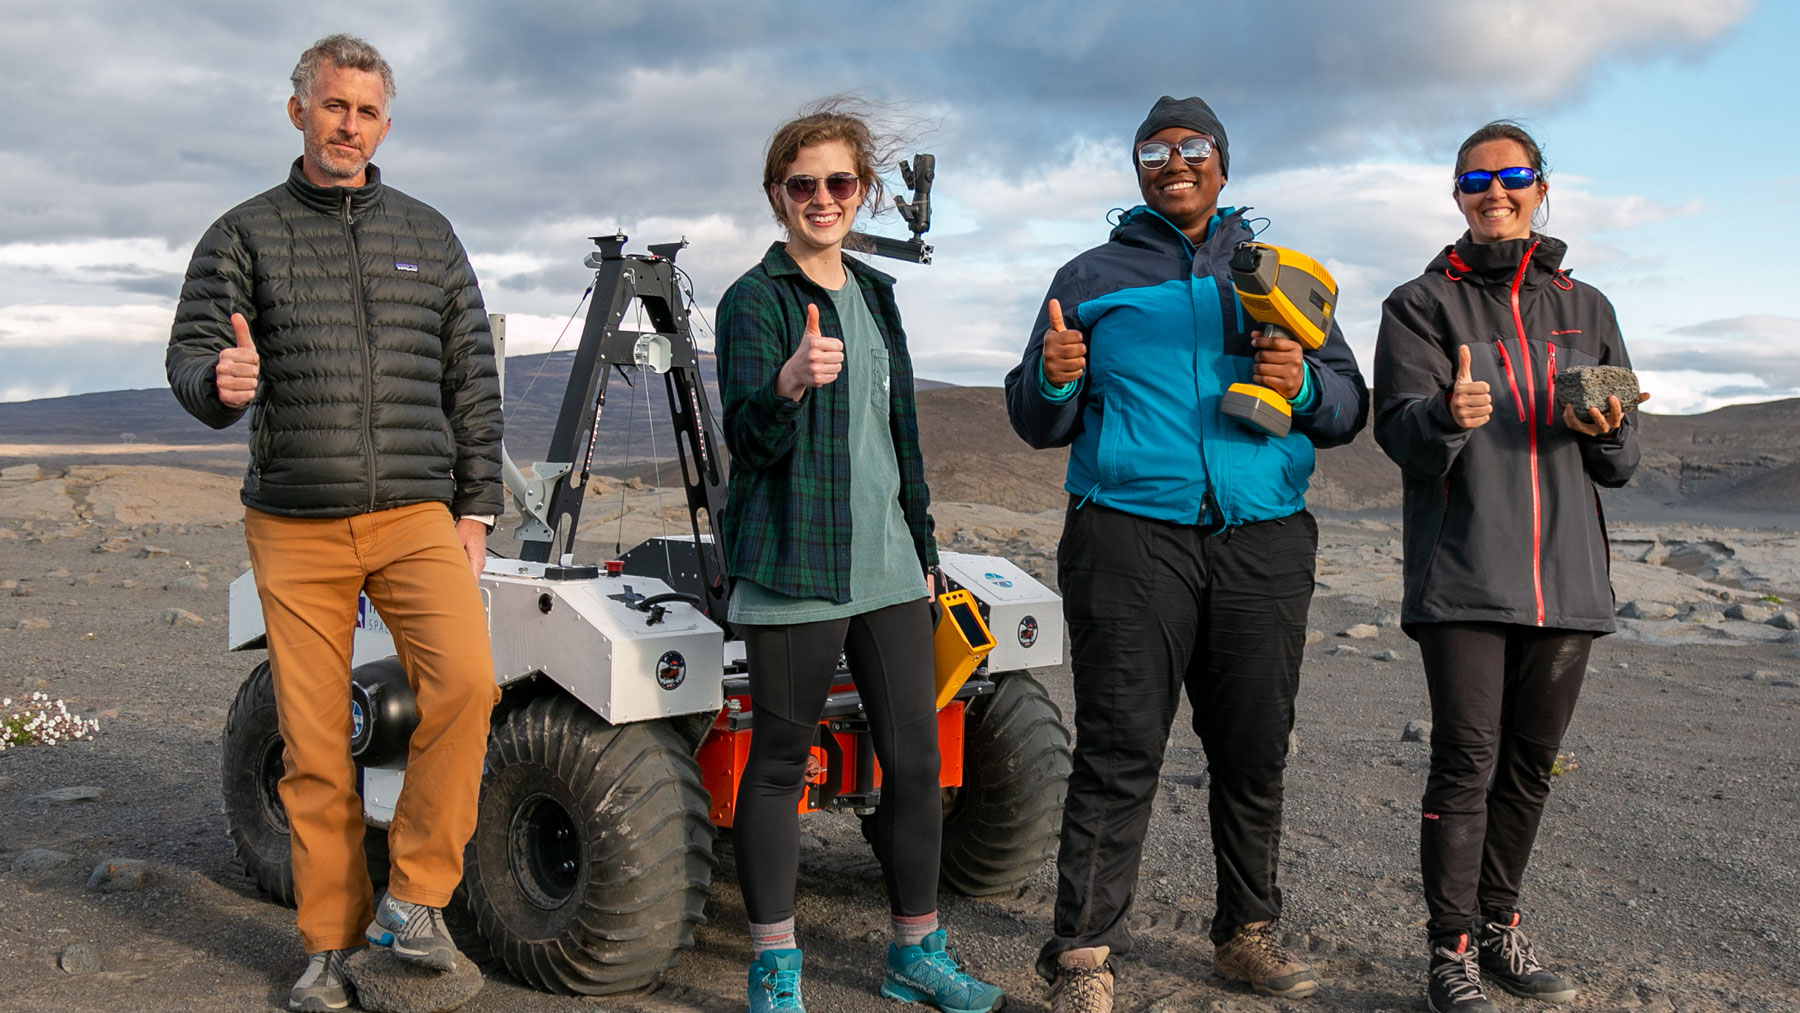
1004, 95, 1367, 1011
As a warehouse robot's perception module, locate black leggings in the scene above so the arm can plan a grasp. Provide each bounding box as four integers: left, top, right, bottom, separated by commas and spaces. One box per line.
1415, 622, 1591, 942
733, 597, 941, 923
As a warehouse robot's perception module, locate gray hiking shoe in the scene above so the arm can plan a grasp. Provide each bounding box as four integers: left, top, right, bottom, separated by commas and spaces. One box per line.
289, 948, 355, 1011
365, 890, 458, 971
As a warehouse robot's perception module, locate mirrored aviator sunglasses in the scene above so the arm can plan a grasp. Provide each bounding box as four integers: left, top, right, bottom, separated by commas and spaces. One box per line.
1456, 166, 1538, 194
1136, 135, 1213, 170
784, 172, 860, 203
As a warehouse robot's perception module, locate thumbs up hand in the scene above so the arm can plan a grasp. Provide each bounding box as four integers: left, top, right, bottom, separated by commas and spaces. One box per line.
1447, 344, 1491, 430
777, 303, 845, 400
1041, 299, 1088, 386
215, 313, 261, 409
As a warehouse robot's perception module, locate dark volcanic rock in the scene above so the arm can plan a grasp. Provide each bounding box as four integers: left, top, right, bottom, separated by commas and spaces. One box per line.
87, 857, 152, 892
1556, 365, 1640, 416
346, 947, 484, 1013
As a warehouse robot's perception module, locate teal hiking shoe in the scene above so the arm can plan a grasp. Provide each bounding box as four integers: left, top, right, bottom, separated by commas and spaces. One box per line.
881, 930, 1005, 1013
365, 890, 458, 971
749, 948, 806, 1012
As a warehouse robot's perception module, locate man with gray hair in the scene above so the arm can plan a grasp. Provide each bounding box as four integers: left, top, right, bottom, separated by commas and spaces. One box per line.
166, 33, 501, 1011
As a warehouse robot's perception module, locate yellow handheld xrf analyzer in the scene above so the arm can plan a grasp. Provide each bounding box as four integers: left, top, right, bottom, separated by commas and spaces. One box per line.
1224, 242, 1339, 438
933, 588, 996, 709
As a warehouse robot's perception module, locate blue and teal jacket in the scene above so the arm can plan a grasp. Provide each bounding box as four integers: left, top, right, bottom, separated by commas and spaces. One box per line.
1003, 205, 1368, 527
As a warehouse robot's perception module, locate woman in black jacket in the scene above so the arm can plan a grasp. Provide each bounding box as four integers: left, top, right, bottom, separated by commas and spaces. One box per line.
1373, 121, 1648, 1013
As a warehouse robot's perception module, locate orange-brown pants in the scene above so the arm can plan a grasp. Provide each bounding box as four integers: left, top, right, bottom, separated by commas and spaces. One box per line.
244, 502, 498, 953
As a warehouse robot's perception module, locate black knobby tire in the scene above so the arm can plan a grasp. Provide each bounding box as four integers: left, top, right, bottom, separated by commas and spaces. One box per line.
221, 662, 295, 904
220, 664, 414, 909
940, 670, 1073, 896
463, 694, 716, 995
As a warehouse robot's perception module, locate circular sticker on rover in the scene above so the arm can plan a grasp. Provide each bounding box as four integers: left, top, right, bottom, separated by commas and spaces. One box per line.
1018, 616, 1039, 648
350, 699, 366, 741
657, 651, 687, 690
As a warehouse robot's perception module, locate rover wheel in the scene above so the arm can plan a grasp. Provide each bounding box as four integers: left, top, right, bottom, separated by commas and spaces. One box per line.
939, 670, 1072, 896
221, 662, 295, 904
221, 663, 426, 911
464, 693, 715, 994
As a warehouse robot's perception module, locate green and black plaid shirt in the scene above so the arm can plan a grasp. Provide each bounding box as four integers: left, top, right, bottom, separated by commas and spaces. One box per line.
716, 242, 937, 604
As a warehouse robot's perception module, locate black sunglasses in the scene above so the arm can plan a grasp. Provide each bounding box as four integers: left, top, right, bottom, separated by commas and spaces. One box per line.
1456, 166, 1538, 194
1136, 135, 1213, 170
782, 172, 860, 203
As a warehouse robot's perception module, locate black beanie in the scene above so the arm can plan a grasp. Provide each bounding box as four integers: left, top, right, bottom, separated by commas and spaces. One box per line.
1134, 95, 1229, 178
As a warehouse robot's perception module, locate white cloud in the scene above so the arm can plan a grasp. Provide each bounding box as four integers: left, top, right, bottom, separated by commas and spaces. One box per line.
0, 302, 174, 349
1667, 314, 1800, 340
1634, 369, 1797, 415
0, 0, 1765, 406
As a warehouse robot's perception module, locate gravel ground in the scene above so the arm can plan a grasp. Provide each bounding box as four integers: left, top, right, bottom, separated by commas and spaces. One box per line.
1, 507, 1797, 1013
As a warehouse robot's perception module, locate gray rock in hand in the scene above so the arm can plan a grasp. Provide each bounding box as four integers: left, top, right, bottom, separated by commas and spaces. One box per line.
1555, 365, 1640, 416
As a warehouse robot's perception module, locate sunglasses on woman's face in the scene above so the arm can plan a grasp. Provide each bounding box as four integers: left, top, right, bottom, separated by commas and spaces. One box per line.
783, 172, 860, 203
1136, 135, 1213, 171
1455, 166, 1538, 194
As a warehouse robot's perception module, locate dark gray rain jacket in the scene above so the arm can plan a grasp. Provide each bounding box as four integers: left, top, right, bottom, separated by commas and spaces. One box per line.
1374, 233, 1639, 633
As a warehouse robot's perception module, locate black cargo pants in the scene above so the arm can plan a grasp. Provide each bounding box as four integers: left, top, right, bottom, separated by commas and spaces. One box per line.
1037, 499, 1316, 980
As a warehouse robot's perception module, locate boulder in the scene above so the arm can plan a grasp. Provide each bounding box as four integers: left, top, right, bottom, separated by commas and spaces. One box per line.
10, 849, 73, 874
59, 943, 101, 975
1402, 720, 1432, 743
87, 858, 153, 892
1618, 600, 1676, 620
346, 947, 484, 1013
1724, 603, 1777, 623
32, 787, 106, 804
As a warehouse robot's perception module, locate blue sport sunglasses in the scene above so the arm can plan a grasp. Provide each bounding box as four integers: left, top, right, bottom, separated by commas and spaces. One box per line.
1456, 166, 1538, 194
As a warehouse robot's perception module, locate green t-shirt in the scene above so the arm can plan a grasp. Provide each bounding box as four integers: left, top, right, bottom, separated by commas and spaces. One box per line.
730, 268, 926, 624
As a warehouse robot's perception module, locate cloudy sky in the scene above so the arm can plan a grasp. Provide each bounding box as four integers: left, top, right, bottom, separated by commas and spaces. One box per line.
1, 0, 1793, 414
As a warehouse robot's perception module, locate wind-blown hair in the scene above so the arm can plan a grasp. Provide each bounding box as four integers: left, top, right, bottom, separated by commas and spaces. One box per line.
761, 96, 906, 226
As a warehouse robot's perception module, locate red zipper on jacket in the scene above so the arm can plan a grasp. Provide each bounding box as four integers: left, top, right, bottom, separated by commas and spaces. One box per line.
1510, 240, 1545, 626
1495, 342, 1526, 422
1545, 343, 1558, 426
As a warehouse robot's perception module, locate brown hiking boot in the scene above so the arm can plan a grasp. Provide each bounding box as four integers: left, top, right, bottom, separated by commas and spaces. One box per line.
1212, 921, 1319, 998
1049, 945, 1114, 1013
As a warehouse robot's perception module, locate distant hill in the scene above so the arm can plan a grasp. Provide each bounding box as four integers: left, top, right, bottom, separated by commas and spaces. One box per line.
3, 376, 1796, 523
0, 351, 952, 468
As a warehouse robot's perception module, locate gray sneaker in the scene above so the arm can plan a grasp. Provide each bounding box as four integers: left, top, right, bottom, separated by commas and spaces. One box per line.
365, 890, 458, 971
289, 948, 355, 1011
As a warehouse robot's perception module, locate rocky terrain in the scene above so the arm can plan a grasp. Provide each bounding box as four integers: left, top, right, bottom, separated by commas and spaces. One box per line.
0, 383, 1797, 1012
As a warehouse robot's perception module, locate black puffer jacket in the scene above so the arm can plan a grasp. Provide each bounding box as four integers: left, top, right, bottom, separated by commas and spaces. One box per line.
167, 161, 502, 519
1374, 233, 1639, 633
